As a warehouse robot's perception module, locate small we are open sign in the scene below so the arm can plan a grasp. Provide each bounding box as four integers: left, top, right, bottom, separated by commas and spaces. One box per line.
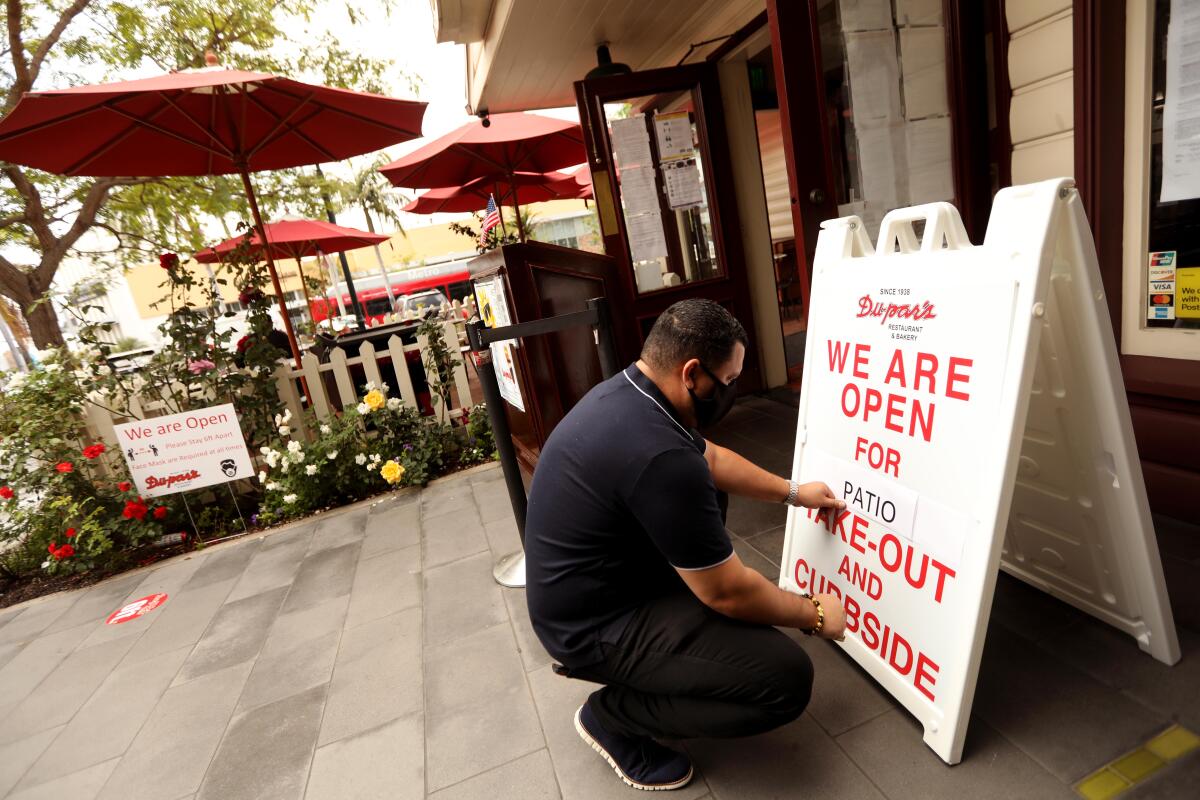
113, 403, 253, 497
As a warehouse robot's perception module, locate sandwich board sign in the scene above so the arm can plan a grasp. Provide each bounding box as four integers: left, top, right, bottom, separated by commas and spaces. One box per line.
780, 178, 1180, 765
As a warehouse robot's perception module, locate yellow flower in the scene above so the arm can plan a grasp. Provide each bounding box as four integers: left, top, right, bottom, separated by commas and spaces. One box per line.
380, 459, 405, 485
363, 389, 385, 411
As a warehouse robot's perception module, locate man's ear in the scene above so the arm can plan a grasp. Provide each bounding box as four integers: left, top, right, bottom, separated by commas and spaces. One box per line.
680, 357, 701, 390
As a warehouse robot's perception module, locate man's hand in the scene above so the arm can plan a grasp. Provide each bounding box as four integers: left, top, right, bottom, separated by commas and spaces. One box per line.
812, 593, 846, 641
792, 481, 846, 511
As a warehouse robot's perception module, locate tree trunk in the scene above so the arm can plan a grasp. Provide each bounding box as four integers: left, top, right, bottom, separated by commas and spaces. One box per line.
25, 298, 66, 349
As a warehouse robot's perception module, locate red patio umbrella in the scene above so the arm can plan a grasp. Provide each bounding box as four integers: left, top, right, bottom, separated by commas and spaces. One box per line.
380, 112, 584, 240
402, 170, 589, 215
0, 54, 426, 375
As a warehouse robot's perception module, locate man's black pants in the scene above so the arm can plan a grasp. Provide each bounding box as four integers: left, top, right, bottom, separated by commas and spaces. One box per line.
567, 591, 814, 741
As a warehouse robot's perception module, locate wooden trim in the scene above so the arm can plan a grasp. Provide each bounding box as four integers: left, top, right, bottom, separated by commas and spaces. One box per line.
706, 11, 769, 63
1073, 0, 1127, 344
988, 0, 1013, 190
943, 0, 993, 243
1121, 353, 1200, 403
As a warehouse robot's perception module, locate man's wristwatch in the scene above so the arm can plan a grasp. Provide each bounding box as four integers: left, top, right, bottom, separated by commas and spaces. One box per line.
782, 479, 799, 506
801, 593, 824, 636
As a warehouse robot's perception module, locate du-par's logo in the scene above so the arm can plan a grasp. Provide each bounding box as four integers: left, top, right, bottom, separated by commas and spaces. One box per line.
856, 295, 937, 326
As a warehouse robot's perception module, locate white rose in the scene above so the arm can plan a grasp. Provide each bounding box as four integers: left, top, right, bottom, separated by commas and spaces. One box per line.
364, 381, 376, 391
280, 460, 289, 474
355, 454, 367, 465
97, 365, 112, 376
292, 450, 305, 463
327, 450, 338, 460
265, 453, 279, 468
386, 397, 401, 410
278, 425, 290, 437
305, 464, 318, 476
282, 409, 292, 423
266, 481, 280, 491
44, 363, 62, 373
320, 424, 331, 435
370, 453, 381, 463
366, 462, 377, 472
287, 440, 302, 454
283, 493, 298, 504
258, 470, 267, 483
356, 403, 370, 415
274, 414, 282, 426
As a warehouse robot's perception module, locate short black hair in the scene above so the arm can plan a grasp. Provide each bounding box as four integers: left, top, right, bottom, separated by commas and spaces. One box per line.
641, 299, 748, 371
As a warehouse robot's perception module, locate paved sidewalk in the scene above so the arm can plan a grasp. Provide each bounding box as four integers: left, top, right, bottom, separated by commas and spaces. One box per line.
0, 399, 1196, 798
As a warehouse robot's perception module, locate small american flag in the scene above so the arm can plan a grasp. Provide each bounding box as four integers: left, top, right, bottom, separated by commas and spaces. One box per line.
480, 194, 501, 244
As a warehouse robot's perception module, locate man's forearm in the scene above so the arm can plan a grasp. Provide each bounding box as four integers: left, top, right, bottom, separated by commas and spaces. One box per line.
710, 566, 818, 629
707, 441, 790, 503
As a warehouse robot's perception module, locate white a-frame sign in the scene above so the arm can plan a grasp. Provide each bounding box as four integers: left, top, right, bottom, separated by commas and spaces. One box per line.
780, 178, 1180, 765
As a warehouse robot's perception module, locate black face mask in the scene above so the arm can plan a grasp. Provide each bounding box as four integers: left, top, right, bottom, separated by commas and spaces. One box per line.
688, 362, 738, 429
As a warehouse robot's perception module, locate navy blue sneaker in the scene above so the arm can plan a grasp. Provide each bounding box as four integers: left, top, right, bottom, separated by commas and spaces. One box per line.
574, 702, 693, 791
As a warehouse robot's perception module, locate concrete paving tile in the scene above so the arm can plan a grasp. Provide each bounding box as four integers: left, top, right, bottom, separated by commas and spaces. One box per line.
429, 748, 560, 800
182, 537, 262, 590
280, 542, 361, 614
424, 551, 507, 648
17, 644, 192, 792
0, 623, 92, 718
782, 631, 895, 737
0, 639, 24, 671
502, 586, 553, 673
687, 714, 882, 800
173, 585, 287, 684
344, 545, 420, 630
732, 538, 780, 582
120, 577, 235, 666
42, 573, 145, 634
260, 594, 349, 657
423, 504, 489, 569
1036, 617, 1200, 731
0, 592, 79, 645
0, 633, 137, 745
974, 623, 1169, 783
837, 710, 1074, 799
6, 756, 120, 800
421, 479, 478, 521
1123, 748, 1200, 799
78, 557, 210, 650
258, 521, 318, 553
725, 493, 789, 539
305, 713, 424, 800
308, 507, 369, 554
319, 607, 422, 746
96, 660, 253, 800
362, 500, 421, 559
425, 673, 545, 792
744, 525, 786, 566
425, 622, 524, 714
236, 629, 340, 713
0, 603, 24, 631
468, 464, 503, 484
484, 517, 522, 559
224, 529, 311, 603
988, 571, 1091, 644
473, 479, 517, 525
527, 665, 711, 800
0, 726, 63, 798
196, 683, 327, 800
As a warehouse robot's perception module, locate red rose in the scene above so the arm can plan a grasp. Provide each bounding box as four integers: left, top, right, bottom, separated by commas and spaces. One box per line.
118, 481, 132, 492
48, 542, 58, 554
236, 335, 252, 353
54, 544, 74, 559
122, 500, 149, 521
0, 486, 12, 499
159, 252, 180, 270
82, 443, 106, 459
64, 528, 76, 538
238, 288, 263, 306
55, 462, 73, 473
153, 507, 168, 520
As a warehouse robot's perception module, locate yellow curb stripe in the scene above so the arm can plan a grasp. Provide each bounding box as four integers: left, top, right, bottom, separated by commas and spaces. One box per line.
1074, 725, 1199, 799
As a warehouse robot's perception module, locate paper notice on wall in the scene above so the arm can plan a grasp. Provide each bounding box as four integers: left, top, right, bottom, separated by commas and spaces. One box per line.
610, 115, 652, 168
896, 0, 942, 26
838, 0, 893, 32
662, 161, 704, 209
654, 111, 695, 161
906, 117, 954, 204
626, 213, 669, 263
1148, 250, 1177, 320
493, 340, 525, 411
1177, 267, 1200, 318
856, 122, 908, 209
1160, 0, 1200, 202
619, 166, 660, 215
899, 27, 949, 120
846, 30, 904, 124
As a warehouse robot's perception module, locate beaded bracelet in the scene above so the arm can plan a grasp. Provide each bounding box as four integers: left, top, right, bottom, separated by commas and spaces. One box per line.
801, 593, 824, 636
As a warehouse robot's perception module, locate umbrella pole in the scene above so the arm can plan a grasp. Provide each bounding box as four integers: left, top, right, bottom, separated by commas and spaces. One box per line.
493, 182, 509, 240
296, 257, 316, 327
238, 168, 310, 401
504, 179, 525, 243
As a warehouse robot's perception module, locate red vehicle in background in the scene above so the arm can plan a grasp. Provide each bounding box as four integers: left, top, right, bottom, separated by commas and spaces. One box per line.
310, 260, 473, 326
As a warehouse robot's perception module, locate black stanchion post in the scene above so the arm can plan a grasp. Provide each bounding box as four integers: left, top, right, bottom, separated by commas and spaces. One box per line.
587, 297, 620, 380
467, 320, 528, 559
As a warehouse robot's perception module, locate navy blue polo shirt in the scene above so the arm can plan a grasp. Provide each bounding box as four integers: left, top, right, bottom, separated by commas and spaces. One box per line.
524, 363, 734, 668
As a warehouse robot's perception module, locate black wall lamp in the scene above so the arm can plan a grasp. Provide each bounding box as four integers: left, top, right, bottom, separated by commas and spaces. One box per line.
585, 44, 631, 80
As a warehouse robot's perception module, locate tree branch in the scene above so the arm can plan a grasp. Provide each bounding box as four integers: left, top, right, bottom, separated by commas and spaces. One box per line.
5, 0, 31, 108
0, 251, 32, 301
28, 0, 94, 86
3, 165, 54, 252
